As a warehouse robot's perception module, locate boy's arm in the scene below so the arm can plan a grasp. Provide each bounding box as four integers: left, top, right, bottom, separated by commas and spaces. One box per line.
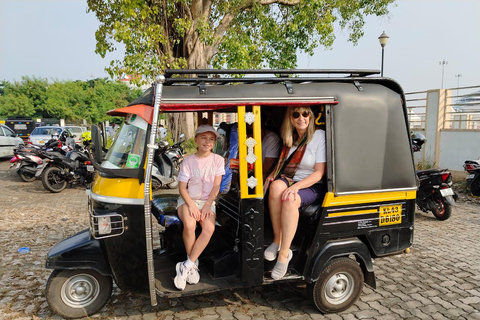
204, 175, 223, 207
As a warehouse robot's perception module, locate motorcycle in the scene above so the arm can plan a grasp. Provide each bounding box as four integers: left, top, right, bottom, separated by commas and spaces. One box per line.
41, 147, 95, 193
463, 158, 480, 196
412, 133, 458, 220
9, 136, 69, 182
151, 135, 185, 190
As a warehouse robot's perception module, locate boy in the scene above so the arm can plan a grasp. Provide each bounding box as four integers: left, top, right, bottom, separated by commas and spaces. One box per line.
174, 124, 225, 290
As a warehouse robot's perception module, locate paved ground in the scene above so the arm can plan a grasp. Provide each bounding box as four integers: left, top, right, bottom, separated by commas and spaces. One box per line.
0, 158, 479, 320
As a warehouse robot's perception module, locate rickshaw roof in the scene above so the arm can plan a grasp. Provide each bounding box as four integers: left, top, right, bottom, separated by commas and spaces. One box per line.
124, 69, 405, 112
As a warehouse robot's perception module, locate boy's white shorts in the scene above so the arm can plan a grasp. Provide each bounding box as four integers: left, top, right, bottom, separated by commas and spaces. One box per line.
176, 197, 216, 214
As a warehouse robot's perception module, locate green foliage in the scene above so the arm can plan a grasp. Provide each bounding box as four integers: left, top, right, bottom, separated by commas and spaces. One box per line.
415, 159, 436, 170
182, 137, 198, 156
87, 0, 395, 84
0, 77, 142, 124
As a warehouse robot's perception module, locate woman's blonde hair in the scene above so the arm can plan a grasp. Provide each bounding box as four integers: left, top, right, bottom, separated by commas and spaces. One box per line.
280, 107, 316, 147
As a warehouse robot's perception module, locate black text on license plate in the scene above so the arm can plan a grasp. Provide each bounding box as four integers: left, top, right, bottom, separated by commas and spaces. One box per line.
379, 205, 402, 226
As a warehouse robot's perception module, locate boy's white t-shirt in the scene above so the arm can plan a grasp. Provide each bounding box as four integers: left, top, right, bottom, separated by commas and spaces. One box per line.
286, 130, 326, 182
177, 153, 225, 200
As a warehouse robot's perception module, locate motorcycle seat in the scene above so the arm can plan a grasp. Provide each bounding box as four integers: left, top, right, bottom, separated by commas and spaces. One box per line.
416, 168, 444, 175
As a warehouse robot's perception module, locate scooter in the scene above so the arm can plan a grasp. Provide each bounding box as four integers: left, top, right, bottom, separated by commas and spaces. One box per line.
412, 133, 458, 220
151, 137, 184, 190
463, 158, 480, 196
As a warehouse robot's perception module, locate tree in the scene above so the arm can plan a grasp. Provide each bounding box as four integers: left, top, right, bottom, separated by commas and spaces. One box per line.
0, 78, 142, 124
87, 0, 394, 138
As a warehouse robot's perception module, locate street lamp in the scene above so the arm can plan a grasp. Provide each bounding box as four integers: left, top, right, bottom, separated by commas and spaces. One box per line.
378, 31, 389, 77
439, 59, 448, 89
455, 73, 462, 97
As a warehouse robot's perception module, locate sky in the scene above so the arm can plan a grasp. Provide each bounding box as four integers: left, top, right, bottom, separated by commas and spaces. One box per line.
0, 0, 479, 94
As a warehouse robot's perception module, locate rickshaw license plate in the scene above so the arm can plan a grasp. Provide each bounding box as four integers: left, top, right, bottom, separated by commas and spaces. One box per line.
379, 205, 402, 226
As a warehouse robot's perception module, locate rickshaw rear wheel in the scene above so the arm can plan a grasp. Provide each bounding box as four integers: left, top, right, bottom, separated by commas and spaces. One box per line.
308, 257, 363, 314
46, 269, 112, 319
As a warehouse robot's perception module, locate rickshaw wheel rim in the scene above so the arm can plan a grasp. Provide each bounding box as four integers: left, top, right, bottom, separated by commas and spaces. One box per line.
60, 273, 100, 308
324, 272, 355, 305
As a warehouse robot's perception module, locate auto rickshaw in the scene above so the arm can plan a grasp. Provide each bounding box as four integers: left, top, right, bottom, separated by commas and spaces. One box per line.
45, 69, 417, 319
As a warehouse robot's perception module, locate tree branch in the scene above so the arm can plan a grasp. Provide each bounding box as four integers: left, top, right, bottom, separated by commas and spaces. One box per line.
256, 0, 300, 6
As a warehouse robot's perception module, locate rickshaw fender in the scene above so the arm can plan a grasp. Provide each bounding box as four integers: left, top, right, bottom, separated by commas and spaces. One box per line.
45, 229, 112, 277
309, 238, 376, 289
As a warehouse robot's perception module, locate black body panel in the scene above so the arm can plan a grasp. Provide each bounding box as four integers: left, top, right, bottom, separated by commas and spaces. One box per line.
45, 229, 111, 276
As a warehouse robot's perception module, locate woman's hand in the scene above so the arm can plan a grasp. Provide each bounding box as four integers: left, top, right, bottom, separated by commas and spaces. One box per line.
263, 173, 275, 193
281, 184, 301, 202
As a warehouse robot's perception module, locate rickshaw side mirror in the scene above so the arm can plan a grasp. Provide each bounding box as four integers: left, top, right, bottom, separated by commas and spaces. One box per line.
91, 125, 103, 165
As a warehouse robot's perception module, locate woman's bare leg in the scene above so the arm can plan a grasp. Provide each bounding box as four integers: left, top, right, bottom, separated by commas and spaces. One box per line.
268, 180, 288, 246
277, 195, 301, 263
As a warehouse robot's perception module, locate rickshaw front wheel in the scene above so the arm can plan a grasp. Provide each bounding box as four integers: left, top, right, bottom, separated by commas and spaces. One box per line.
46, 269, 112, 319
308, 257, 363, 314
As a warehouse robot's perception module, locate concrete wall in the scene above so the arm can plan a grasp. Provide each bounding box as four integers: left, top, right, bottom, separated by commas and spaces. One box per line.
412, 89, 480, 171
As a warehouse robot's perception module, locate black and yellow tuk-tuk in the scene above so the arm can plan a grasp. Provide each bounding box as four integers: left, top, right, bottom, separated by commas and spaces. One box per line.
45, 69, 417, 318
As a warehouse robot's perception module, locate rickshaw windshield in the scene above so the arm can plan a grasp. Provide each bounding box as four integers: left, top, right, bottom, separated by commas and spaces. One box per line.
102, 122, 147, 169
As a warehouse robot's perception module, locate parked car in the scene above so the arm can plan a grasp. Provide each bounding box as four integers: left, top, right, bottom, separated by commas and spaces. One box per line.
27, 126, 64, 146
64, 125, 86, 145
0, 123, 25, 158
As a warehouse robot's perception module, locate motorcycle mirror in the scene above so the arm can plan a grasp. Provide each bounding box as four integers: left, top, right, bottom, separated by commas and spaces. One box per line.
179, 133, 186, 142
91, 125, 103, 165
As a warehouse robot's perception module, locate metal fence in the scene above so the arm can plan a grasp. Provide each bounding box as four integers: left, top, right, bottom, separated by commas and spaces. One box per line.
406, 85, 480, 130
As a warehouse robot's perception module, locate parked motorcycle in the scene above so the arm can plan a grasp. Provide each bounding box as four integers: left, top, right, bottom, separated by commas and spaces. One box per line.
151, 134, 185, 190
41, 147, 95, 193
463, 158, 480, 196
412, 133, 458, 220
9, 136, 69, 182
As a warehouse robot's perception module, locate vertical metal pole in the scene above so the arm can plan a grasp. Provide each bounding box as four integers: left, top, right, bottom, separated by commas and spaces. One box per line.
144, 75, 165, 306
381, 47, 385, 77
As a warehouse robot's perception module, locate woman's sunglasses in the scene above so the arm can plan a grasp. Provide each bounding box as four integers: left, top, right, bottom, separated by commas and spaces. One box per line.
292, 111, 310, 119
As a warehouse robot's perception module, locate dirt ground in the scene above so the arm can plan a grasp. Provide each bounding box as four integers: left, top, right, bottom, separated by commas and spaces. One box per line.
0, 158, 478, 320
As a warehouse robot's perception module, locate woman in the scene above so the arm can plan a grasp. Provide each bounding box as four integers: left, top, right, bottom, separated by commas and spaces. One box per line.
263, 107, 326, 280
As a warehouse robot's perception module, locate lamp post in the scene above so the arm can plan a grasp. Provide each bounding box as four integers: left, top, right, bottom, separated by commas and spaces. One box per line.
455, 73, 462, 97
439, 60, 448, 89
378, 31, 389, 77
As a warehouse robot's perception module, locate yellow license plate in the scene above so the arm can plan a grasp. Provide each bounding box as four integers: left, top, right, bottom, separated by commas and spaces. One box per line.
379, 205, 402, 226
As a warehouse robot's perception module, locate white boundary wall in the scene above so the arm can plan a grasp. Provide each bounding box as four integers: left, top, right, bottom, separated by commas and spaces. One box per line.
411, 89, 480, 171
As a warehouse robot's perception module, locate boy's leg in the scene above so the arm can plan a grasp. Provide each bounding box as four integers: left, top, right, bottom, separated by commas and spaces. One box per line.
177, 203, 197, 256
187, 213, 215, 262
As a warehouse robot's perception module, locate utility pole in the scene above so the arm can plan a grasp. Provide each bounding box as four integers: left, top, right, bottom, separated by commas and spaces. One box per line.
439, 60, 448, 89
455, 73, 462, 98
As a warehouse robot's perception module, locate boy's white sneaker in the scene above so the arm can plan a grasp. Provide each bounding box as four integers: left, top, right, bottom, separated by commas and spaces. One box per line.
187, 261, 200, 285
174, 262, 188, 290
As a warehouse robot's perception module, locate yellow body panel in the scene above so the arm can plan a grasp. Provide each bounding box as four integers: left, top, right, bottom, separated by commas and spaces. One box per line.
238, 106, 264, 199
92, 175, 145, 199
323, 190, 416, 207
